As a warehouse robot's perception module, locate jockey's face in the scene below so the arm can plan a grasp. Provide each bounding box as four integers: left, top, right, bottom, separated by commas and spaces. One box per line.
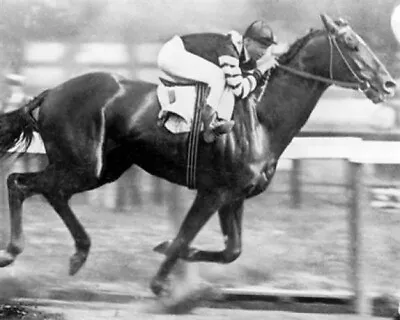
244, 37, 272, 61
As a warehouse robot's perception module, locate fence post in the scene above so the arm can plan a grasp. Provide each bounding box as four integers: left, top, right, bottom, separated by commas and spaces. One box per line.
290, 158, 302, 208
152, 177, 164, 205
0, 155, 9, 247
114, 167, 143, 211
348, 160, 371, 315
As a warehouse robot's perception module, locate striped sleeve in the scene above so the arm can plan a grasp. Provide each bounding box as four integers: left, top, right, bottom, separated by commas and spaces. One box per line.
218, 55, 258, 99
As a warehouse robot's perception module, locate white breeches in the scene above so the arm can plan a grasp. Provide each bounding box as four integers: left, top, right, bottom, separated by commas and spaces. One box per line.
157, 36, 226, 111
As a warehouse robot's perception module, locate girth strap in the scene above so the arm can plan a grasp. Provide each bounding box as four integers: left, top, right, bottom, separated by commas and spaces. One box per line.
186, 83, 207, 189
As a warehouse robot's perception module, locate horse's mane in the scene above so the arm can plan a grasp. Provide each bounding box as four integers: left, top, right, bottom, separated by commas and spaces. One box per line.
249, 28, 323, 101
277, 28, 323, 65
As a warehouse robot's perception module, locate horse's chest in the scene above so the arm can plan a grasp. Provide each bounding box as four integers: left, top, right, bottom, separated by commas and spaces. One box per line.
242, 160, 277, 198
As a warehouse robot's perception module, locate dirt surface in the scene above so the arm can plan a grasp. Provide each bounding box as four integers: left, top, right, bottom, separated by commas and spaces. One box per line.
1, 300, 393, 320
0, 160, 399, 318
0, 190, 399, 295
0, 302, 64, 320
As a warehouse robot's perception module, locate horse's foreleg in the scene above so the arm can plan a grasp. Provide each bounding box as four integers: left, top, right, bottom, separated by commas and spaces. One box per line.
154, 199, 244, 263
192, 198, 243, 263
150, 190, 225, 297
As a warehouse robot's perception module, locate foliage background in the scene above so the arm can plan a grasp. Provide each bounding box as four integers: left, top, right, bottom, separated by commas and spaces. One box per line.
1, 0, 399, 73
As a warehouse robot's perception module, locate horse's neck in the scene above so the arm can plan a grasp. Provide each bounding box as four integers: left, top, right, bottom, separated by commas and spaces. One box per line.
255, 64, 330, 155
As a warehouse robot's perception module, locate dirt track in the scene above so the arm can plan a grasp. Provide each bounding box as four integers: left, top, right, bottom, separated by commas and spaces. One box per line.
31, 300, 388, 320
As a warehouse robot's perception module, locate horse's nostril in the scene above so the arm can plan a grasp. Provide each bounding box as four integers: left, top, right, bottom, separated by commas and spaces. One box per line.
384, 80, 397, 95
385, 80, 397, 90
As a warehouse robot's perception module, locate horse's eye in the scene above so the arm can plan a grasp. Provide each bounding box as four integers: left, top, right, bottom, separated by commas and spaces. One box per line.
336, 18, 349, 27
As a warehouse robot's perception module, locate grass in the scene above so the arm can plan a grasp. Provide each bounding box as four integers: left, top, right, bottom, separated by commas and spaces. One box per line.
0, 160, 399, 301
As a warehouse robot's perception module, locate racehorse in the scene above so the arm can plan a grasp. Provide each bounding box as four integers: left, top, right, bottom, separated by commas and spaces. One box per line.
0, 14, 395, 297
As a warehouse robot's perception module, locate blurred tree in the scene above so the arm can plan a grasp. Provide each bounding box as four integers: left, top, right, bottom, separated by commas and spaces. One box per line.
0, 0, 104, 70
0, 0, 104, 40
0, 0, 398, 75
255, 0, 400, 76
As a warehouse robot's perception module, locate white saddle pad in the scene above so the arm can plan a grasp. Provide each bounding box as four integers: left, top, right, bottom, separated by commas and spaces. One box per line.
157, 83, 235, 134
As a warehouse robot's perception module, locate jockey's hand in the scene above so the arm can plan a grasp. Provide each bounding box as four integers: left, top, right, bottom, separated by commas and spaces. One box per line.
257, 54, 279, 74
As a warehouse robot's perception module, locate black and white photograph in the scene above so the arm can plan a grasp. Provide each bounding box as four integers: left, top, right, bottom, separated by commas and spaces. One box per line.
0, 0, 400, 319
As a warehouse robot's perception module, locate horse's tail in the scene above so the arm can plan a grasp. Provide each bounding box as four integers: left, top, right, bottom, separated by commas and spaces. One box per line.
0, 89, 49, 158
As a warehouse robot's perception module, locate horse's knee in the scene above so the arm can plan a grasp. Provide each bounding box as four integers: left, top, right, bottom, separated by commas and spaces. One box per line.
7, 173, 26, 200
7, 173, 20, 192
222, 247, 241, 263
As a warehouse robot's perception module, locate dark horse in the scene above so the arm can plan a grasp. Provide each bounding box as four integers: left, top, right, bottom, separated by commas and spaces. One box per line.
0, 15, 396, 296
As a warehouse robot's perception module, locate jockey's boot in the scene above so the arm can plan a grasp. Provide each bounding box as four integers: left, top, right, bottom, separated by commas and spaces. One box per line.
157, 111, 169, 127
202, 104, 235, 143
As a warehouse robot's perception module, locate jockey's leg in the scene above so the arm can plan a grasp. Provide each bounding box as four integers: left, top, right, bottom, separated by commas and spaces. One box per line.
158, 36, 234, 142
201, 104, 234, 142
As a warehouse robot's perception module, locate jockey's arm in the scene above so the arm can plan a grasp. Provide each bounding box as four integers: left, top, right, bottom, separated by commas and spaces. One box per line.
217, 40, 266, 99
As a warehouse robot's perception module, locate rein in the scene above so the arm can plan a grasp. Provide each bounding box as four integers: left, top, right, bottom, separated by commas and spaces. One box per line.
276, 29, 370, 92
277, 64, 359, 89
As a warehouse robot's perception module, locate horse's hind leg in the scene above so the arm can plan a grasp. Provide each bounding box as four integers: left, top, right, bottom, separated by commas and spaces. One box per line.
0, 166, 97, 275
45, 191, 92, 275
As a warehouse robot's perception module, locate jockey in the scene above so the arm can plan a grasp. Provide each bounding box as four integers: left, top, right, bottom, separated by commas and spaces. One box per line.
157, 20, 279, 143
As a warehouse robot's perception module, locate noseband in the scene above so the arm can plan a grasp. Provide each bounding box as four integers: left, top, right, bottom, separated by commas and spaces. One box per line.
277, 29, 369, 92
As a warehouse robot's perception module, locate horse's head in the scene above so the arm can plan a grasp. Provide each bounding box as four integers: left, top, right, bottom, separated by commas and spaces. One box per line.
297, 14, 396, 103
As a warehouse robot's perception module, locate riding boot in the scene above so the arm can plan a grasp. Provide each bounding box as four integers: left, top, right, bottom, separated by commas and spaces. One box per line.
202, 104, 235, 143
157, 111, 169, 127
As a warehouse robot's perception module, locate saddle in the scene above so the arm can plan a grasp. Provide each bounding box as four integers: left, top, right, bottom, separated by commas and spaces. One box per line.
156, 78, 235, 134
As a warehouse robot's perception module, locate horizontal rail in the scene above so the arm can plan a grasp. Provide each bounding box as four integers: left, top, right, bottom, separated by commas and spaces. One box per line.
297, 130, 400, 141
16, 134, 400, 165
222, 287, 354, 301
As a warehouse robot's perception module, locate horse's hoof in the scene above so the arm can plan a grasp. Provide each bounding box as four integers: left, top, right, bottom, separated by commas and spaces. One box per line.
153, 240, 172, 254
150, 279, 162, 297
69, 252, 88, 276
160, 285, 219, 314
160, 294, 201, 314
199, 283, 224, 301
150, 277, 171, 297
0, 250, 14, 268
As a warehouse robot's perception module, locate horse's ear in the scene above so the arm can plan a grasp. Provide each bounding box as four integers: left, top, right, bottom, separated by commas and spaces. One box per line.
320, 14, 340, 34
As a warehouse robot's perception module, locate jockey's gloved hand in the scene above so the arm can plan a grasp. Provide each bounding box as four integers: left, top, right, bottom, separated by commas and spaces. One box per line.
256, 54, 279, 74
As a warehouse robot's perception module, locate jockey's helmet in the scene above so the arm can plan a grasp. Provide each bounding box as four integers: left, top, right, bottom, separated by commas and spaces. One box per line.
244, 20, 277, 47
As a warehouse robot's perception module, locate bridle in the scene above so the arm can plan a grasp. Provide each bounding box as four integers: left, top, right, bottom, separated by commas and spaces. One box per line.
276, 27, 371, 93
